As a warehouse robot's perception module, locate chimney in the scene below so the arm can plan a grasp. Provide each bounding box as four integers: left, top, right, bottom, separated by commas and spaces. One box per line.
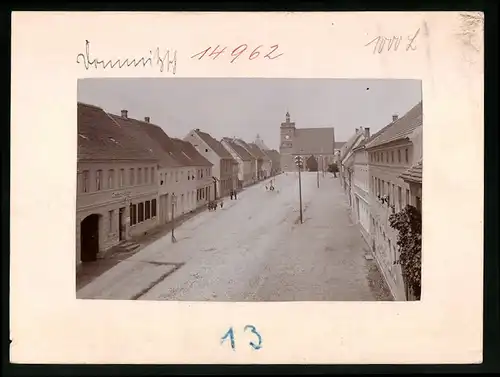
364, 127, 370, 138
392, 114, 398, 122
121, 110, 128, 118
144, 116, 150, 123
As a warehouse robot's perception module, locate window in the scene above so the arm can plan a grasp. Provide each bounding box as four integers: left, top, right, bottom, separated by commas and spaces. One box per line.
109, 210, 114, 232
120, 169, 125, 187
405, 148, 409, 163
145, 167, 149, 183
145, 200, 151, 220
138, 168, 142, 184
398, 149, 401, 163
138, 202, 144, 222
386, 152, 389, 163
201, 169, 204, 178
152, 199, 157, 217
96, 170, 103, 191
151, 167, 155, 183
175, 171, 178, 182
108, 169, 114, 189
392, 184, 395, 205
406, 189, 410, 206
398, 186, 402, 210
82, 170, 89, 193
160, 173, 163, 185
391, 151, 394, 163
188, 171, 191, 180
129, 168, 135, 185
130, 204, 137, 225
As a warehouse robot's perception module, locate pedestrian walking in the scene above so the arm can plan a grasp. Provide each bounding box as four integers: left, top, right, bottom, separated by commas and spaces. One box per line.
220, 200, 224, 208
230, 190, 233, 200
265, 185, 268, 191
234, 190, 237, 200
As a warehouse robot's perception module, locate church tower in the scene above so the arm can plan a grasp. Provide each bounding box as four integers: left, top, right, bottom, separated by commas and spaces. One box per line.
280, 111, 296, 171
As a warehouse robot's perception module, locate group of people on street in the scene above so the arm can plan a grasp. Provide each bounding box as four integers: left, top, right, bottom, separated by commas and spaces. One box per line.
208, 189, 238, 212
230, 189, 238, 200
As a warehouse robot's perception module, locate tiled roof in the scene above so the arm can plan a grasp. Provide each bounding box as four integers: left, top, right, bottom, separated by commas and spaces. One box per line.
233, 138, 256, 157
292, 127, 335, 155
221, 138, 254, 161
339, 131, 364, 160
365, 102, 423, 149
108, 114, 182, 167
400, 160, 422, 183
172, 138, 212, 167
248, 143, 271, 161
78, 102, 156, 161
195, 130, 234, 159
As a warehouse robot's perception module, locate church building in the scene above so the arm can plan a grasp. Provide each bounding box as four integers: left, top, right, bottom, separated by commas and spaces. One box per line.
279, 111, 336, 172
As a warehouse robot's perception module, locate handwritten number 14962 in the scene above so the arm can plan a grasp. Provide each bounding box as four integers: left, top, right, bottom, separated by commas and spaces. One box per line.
221, 325, 263, 351
191, 44, 283, 63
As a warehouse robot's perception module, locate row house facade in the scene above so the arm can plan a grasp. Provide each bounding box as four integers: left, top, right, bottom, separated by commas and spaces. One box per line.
339, 127, 371, 205
364, 102, 423, 301
77, 103, 216, 271
109, 112, 213, 223
76, 103, 160, 270
184, 129, 237, 199
339, 102, 423, 301
221, 137, 255, 188
174, 139, 214, 208
248, 142, 272, 179
233, 138, 262, 181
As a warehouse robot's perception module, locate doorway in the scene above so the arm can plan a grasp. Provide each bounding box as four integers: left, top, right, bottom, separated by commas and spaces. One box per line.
80, 214, 100, 262
119, 207, 125, 241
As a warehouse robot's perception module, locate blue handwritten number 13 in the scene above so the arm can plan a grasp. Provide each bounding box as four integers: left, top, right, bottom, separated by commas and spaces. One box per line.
221, 325, 263, 351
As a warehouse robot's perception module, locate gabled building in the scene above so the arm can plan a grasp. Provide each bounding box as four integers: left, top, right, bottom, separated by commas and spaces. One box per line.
184, 129, 237, 198
221, 137, 254, 188
76, 103, 159, 269
339, 127, 371, 205
172, 138, 213, 207
365, 102, 423, 301
233, 138, 259, 181
248, 142, 272, 179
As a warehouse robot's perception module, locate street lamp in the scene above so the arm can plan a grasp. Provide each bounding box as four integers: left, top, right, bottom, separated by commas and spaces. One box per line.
294, 155, 304, 224
171, 193, 177, 243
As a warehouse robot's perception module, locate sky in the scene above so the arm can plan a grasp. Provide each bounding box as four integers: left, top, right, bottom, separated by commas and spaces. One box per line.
78, 78, 422, 150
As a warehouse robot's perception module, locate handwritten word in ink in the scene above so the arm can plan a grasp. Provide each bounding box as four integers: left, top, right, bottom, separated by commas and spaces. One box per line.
76, 40, 177, 74
191, 44, 284, 63
220, 325, 263, 351
364, 28, 420, 54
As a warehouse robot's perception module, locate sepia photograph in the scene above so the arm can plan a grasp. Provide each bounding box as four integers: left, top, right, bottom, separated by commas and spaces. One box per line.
75, 78, 423, 302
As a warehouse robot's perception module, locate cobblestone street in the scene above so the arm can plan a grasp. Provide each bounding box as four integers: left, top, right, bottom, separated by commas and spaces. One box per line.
77, 173, 392, 301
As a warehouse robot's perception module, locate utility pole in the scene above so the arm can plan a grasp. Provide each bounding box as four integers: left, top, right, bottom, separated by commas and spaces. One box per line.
212, 176, 218, 200
294, 155, 304, 224
171, 193, 177, 243
317, 156, 320, 188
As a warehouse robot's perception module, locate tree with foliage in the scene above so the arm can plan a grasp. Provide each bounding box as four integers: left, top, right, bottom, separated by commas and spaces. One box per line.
388, 204, 422, 300
327, 162, 339, 177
